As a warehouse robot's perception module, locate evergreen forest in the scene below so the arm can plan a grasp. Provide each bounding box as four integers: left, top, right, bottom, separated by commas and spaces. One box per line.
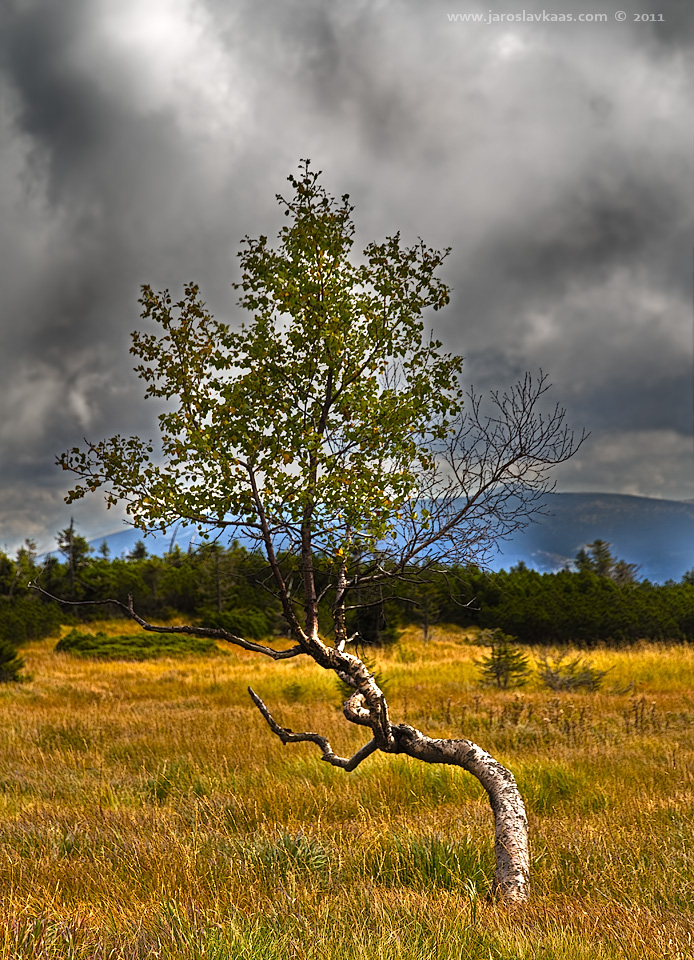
2, 527, 693, 661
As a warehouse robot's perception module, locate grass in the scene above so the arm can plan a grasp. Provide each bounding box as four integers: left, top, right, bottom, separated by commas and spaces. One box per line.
0, 620, 691, 957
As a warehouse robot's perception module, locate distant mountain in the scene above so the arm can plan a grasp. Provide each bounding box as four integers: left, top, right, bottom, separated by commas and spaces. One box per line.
84, 493, 694, 584
87, 522, 201, 559
484, 492, 694, 582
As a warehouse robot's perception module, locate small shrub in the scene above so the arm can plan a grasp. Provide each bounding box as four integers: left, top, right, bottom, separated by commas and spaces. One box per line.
536, 651, 609, 692
476, 629, 531, 689
0, 640, 27, 682
283, 680, 306, 703
55, 629, 221, 661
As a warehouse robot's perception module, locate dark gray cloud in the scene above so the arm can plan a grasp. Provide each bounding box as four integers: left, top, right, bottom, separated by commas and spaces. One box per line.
0, 0, 692, 553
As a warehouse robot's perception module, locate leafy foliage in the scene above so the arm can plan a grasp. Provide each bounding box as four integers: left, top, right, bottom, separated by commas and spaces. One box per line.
6, 514, 693, 650
443, 564, 694, 646
0, 597, 62, 645
199, 608, 274, 642
60, 162, 461, 562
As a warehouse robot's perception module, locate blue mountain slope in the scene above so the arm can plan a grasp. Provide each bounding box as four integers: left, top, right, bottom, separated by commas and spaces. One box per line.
485, 493, 694, 582
88, 523, 202, 559
86, 493, 694, 584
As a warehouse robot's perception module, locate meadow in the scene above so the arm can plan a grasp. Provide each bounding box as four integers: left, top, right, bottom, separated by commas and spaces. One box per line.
0, 621, 691, 959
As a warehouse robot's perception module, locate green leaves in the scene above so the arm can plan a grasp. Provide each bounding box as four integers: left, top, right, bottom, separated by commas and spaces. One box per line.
60, 161, 465, 566
59, 158, 585, 634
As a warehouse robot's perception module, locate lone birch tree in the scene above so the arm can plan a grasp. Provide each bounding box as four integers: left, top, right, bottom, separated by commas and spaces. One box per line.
54, 161, 583, 902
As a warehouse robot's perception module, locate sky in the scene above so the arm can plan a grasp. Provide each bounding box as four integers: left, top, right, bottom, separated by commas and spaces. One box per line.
0, 0, 692, 556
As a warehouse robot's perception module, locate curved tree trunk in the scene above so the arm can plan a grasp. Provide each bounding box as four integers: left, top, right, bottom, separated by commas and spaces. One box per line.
391, 723, 530, 902
250, 681, 531, 903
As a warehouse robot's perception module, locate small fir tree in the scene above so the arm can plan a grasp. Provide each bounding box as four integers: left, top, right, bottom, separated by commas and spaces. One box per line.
536, 652, 608, 692
0, 640, 27, 683
476, 629, 532, 690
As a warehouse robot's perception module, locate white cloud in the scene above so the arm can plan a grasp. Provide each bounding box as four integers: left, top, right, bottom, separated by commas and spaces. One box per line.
555, 429, 694, 501
74, 0, 247, 156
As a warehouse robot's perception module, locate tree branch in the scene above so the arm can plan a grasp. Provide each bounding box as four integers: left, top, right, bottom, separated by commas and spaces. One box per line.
248, 687, 377, 771
245, 463, 306, 642
28, 583, 305, 661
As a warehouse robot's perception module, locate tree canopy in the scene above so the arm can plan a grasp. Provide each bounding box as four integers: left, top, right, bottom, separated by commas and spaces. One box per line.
60, 161, 582, 632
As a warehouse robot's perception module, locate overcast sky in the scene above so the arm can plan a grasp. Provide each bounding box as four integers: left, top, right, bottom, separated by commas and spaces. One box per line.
0, 0, 692, 555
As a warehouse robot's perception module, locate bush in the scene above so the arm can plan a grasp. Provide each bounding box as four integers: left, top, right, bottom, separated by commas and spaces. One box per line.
536, 652, 609, 692
0, 640, 27, 682
0, 597, 62, 645
55, 629, 222, 661
199, 607, 273, 641
476, 629, 532, 690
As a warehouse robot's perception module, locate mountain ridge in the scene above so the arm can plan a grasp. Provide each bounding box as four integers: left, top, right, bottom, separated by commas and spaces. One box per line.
74, 492, 694, 584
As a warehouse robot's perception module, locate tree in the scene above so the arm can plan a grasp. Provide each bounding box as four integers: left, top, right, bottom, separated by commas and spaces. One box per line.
127, 540, 148, 561
11, 540, 38, 599
476, 629, 532, 690
56, 519, 92, 597
52, 161, 584, 902
575, 539, 639, 584
98, 540, 111, 559
0, 640, 27, 683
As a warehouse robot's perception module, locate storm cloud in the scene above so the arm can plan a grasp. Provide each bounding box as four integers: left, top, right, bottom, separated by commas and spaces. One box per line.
0, 0, 692, 553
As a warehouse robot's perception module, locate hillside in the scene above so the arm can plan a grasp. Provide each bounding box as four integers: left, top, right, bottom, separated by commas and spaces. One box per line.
492, 492, 694, 582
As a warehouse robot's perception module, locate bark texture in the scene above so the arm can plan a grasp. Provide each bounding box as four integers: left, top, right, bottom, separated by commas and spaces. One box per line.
390, 724, 530, 902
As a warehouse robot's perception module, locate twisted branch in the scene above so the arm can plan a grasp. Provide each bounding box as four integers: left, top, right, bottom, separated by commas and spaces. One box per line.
248, 687, 377, 771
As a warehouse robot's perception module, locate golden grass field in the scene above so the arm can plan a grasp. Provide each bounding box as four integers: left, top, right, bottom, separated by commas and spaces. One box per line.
0, 621, 692, 958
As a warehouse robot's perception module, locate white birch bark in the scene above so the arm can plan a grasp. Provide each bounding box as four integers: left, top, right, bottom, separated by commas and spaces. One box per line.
250, 681, 531, 903
390, 723, 530, 902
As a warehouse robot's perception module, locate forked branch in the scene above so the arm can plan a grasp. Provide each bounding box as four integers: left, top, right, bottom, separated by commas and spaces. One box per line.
248, 687, 377, 771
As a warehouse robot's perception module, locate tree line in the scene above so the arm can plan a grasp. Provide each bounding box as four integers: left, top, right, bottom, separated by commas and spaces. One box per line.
3, 528, 693, 650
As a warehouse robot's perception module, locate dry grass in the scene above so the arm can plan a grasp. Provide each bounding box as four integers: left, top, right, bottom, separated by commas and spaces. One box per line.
0, 620, 691, 957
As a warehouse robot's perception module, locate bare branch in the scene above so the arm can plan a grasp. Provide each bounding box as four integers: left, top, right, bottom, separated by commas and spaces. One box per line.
248, 687, 377, 771
343, 691, 373, 727
29, 583, 305, 661
342, 594, 413, 612
332, 373, 587, 586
